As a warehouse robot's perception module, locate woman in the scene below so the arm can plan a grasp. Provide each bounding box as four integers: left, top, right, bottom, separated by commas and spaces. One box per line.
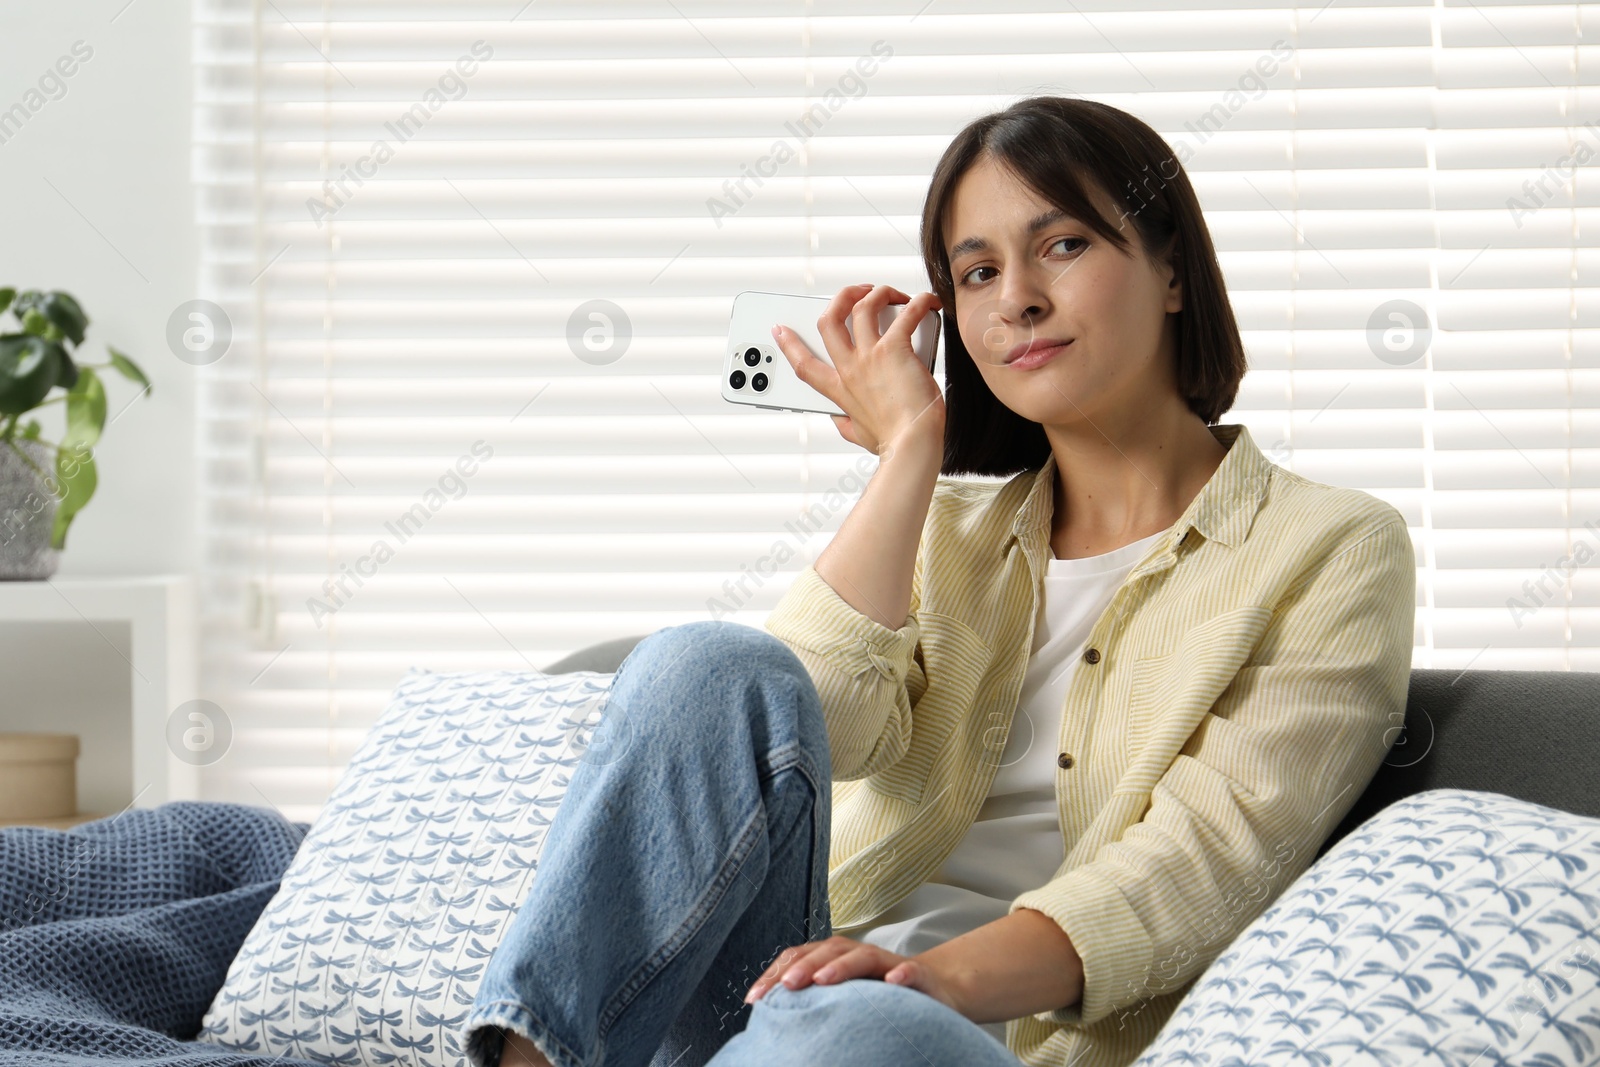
465, 96, 1415, 1067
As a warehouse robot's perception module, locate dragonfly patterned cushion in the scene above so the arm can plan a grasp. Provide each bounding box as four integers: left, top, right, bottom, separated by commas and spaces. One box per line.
195, 665, 617, 1067
1131, 787, 1600, 1067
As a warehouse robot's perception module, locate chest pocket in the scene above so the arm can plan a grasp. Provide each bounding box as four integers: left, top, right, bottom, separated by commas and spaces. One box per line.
862, 610, 992, 806
1119, 605, 1274, 795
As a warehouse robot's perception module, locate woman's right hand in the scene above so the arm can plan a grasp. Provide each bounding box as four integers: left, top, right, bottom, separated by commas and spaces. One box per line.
769, 283, 946, 458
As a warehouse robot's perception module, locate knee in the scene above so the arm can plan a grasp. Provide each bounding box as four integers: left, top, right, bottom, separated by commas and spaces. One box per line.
761, 976, 935, 1020
623, 620, 814, 698
737, 980, 975, 1060
604, 620, 819, 739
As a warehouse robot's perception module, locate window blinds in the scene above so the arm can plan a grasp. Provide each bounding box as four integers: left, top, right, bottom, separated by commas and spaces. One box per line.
193, 1, 1595, 822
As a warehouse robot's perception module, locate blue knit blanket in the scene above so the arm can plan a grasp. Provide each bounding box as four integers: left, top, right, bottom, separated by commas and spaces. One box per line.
0, 801, 322, 1066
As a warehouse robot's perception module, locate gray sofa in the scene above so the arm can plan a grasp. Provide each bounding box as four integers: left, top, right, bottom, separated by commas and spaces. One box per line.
541, 634, 1600, 860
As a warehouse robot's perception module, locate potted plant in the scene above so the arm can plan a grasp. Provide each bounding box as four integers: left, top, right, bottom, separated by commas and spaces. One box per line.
0, 286, 151, 579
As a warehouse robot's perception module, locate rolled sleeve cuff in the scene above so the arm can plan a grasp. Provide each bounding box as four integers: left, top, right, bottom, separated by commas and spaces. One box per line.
763, 564, 918, 684
1010, 866, 1153, 1028
463, 999, 576, 1067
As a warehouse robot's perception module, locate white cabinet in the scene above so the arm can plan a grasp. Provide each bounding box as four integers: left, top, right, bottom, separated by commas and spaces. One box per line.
0, 576, 198, 822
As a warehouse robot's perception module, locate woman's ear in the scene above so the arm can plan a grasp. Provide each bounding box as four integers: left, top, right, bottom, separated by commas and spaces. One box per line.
1162, 239, 1182, 314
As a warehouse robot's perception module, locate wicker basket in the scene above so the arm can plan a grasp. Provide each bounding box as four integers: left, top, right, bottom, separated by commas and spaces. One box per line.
0, 733, 79, 821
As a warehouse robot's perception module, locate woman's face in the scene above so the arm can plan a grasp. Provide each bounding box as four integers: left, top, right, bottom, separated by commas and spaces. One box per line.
944, 155, 1184, 430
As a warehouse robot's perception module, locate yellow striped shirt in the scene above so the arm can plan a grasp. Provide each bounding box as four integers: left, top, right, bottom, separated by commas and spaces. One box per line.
761, 422, 1416, 1067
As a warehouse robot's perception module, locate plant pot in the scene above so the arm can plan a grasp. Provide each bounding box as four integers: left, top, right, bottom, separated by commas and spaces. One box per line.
0, 438, 61, 580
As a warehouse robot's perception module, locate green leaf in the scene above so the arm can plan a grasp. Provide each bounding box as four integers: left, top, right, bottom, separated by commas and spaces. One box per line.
107, 347, 152, 395
0, 288, 14, 314
21, 308, 61, 342
62, 366, 105, 450
20, 419, 41, 440
54, 343, 78, 390
13, 290, 88, 347
0, 335, 63, 415
50, 443, 97, 551
50, 292, 87, 343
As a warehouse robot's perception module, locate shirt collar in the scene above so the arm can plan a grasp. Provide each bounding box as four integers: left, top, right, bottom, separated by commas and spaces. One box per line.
1006, 423, 1273, 557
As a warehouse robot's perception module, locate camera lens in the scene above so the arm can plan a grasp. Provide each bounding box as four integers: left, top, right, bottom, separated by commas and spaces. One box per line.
729, 370, 746, 389
751, 372, 767, 392
743, 347, 761, 366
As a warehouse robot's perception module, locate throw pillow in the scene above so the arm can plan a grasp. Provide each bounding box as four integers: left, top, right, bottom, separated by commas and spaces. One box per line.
1132, 788, 1600, 1067
196, 665, 617, 1066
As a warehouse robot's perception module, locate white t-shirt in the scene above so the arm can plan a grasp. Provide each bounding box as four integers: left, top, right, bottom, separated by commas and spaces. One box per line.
848, 527, 1167, 1042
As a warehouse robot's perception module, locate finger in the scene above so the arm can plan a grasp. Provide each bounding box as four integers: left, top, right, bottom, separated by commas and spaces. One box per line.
776, 939, 865, 989
770, 324, 843, 406
812, 946, 900, 985
850, 284, 908, 352
766, 941, 816, 982
747, 938, 857, 1002
829, 413, 861, 450
880, 291, 943, 348
745, 942, 824, 1003
817, 284, 873, 366
884, 959, 917, 985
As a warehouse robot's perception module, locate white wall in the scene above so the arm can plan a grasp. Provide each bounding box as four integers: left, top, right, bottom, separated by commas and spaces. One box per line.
0, 0, 196, 816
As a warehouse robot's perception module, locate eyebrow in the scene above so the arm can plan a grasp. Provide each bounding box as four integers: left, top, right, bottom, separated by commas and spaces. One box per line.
947, 207, 1071, 262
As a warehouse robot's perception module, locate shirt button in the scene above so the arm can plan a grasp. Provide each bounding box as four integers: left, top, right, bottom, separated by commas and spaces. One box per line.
1083, 647, 1101, 665
1057, 752, 1075, 769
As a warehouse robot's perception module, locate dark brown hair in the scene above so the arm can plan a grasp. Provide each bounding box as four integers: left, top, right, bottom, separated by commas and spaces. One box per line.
920, 96, 1247, 477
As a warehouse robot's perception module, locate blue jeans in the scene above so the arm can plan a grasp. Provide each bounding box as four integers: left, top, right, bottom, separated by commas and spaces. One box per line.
463, 619, 1021, 1067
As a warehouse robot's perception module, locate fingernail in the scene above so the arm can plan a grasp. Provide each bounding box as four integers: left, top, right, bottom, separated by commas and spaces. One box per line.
771, 324, 782, 338
815, 967, 834, 982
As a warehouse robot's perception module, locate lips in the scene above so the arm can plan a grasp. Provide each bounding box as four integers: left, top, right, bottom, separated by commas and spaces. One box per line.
1005, 338, 1073, 368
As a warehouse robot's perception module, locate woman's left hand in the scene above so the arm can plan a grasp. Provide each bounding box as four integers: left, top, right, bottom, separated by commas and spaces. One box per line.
743, 935, 966, 1016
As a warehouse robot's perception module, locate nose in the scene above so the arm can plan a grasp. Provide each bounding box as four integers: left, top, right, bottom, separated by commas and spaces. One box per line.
995, 265, 1051, 330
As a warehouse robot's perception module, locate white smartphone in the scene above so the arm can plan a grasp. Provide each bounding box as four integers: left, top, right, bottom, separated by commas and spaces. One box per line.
722, 290, 941, 418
